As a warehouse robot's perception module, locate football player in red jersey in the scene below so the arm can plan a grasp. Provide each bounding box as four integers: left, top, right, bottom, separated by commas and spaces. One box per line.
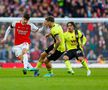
1, 14, 43, 75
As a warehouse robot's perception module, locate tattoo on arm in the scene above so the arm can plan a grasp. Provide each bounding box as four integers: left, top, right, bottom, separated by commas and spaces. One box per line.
53, 34, 61, 50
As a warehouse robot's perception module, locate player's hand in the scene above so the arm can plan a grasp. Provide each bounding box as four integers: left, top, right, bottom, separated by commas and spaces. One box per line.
49, 49, 55, 55
45, 33, 51, 38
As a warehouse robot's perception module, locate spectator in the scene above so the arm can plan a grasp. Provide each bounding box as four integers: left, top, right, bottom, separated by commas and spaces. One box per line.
0, 0, 107, 17
30, 45, 41, 61
87, 50, 97, 60
97, 54, 105, 64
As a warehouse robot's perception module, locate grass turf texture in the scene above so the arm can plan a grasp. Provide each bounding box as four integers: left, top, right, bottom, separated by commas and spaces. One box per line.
0, 68, 108, 90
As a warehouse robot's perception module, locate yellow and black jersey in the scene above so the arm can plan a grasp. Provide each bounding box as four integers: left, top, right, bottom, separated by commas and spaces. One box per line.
64, 30, 87, 51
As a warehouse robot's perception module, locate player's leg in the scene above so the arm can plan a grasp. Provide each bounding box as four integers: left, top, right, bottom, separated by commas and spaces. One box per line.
21, 48, 37, 75
22, 48, 32, 69
76, 49, 91, 76
16, 43, 36, 75
63, 50, 74, 74
36, 44, 54, 69
34, 44, 54, 76
12, 45, 28, 74
21, 43, 36, 70
45, 61, 53, 74
44, 50, 64, 77
44, 58, 54, 77
63, 56, 74, 74
36, 52, 48, 69
34, 52, 48, 76
78, 56, 91, 76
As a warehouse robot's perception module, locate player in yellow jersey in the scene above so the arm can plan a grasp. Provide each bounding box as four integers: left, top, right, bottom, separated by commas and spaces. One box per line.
63, 22, 91, 76
34, 16, 69, 77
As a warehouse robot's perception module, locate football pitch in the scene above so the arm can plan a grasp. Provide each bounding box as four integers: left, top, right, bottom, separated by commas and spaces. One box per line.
0, 68, 108, 90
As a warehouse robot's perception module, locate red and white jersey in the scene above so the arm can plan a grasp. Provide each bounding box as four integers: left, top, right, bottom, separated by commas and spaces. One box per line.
11, 21, 38, 45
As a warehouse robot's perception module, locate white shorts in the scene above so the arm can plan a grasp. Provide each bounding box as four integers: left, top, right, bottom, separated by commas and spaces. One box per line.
12, 42, 29, 57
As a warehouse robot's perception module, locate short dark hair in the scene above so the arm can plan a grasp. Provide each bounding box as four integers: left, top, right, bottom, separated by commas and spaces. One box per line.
67, 22, 76, 28
45, 16, 54, 22
23, 14, 30, 20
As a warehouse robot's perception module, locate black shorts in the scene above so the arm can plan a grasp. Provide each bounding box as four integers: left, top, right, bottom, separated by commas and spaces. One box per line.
64, 49, 84, 60
45, 44, 54, 54
45, 44, 64, 61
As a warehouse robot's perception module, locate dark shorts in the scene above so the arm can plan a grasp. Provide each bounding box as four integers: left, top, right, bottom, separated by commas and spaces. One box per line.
45, 44, 64, 61
64, 49, 84, 60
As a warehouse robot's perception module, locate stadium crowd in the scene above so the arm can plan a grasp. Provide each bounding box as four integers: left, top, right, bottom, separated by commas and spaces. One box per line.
0, 0, 108, 62
0, 0, 108, 17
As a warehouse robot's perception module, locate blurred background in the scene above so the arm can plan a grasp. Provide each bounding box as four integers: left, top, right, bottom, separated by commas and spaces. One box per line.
0, 0, 108, 65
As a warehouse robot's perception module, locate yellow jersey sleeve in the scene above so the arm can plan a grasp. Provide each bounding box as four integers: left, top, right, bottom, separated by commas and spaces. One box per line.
78, 30, 87, 46
78, 30, 83, 38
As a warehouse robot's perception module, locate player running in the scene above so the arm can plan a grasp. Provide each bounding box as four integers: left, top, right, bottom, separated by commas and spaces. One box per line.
1, 14, 43, 75
63, 22, 91, 76
34, 16, 73, 77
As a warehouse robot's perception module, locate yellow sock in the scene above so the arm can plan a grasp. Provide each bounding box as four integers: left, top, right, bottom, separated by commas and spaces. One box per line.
64, 60, 73, 71
47, 69, 53, 74
81, 60, 89, 70
36, 61, 42, 69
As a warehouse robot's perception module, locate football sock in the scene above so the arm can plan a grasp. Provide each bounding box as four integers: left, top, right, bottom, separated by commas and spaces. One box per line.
27, 63, 33, 69
36, 61, 42, 69
64, 60, 73, 71
47, 69, 53, 74
23, 54, 28, 69
81, 60, 89, 70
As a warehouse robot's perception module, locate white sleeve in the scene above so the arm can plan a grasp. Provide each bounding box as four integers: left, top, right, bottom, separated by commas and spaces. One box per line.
38, 26, 47, 32
30, 23, 38, 32
3, 21, 16, 40
3, 26, 11, 40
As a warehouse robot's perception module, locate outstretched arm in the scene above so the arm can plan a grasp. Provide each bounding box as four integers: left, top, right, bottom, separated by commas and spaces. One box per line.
30, 22, 46, 33
1, 26, 12, 43
1, 21, 16, 43
32, 26, 45, 33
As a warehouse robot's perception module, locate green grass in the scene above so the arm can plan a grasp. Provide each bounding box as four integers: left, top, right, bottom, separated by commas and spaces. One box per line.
0, 68, 108, 90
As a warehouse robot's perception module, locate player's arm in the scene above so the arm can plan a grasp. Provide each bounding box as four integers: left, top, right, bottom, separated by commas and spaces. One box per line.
54, 34, 61, 50
3, 26, 11, 40
33, 26, 45, 33
30, 23, 45, 33
49, 34, 61, 55
45, 33, 51, 38
1, 26, 11, 43
82, 35, 87, 46
1, 22, 15, 43
80, 32, 87, 46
